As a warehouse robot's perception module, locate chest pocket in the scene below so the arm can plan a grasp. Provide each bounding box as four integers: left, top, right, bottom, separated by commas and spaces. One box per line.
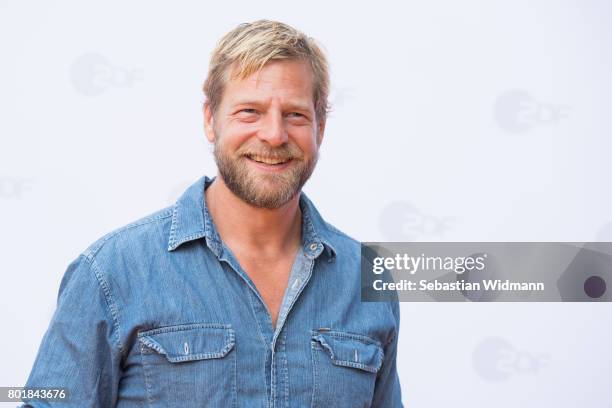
311, 330, 384, 408
138, 323, 236, 407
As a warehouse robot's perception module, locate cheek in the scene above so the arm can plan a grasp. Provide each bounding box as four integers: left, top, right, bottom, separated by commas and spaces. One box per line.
218, 124, 255, 152
293, 130, 319, 155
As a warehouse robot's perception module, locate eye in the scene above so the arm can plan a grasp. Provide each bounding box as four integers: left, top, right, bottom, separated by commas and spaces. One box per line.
287, 112, 311, 124
239, 108, 257, 114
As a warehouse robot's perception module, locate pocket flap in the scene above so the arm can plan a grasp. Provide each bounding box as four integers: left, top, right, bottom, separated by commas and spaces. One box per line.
312, 330, 384, 373
139, 323, 235, 363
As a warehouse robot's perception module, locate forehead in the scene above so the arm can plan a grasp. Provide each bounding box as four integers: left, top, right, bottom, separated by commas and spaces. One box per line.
223, 59, 315, 107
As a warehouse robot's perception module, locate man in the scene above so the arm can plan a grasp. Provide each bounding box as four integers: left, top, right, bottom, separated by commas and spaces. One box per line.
22, 20, 402, 407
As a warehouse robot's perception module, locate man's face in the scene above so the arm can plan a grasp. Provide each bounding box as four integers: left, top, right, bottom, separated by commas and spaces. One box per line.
204, 59, 325, 209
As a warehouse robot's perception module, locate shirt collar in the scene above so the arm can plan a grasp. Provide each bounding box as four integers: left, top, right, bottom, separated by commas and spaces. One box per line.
167, 176, 337, 261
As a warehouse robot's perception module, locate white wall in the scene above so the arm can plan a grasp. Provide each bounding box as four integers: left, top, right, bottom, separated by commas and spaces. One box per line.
1, 0, 611, 406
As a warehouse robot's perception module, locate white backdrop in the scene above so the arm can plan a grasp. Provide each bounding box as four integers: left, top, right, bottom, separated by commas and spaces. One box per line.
2, 1, 611, 406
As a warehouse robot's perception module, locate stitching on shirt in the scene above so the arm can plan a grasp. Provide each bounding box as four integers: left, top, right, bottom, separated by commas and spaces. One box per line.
299, 196, 325, 251
86, 255, 126, 356
167, 202, 180, 249
281, 330, 289, 408
299, 194, 341, 255
315, 330, 382, 347
244, 283, 270, 403
167, 195, 208, 251
271, 350, 276, 408
265, 350, 271, 408
310, 339, 318, 408
282, 256, 315, 339
311, 330, 384, 373
137, 324, 235, 362
245, 287, 268, 350
138, 322, 231, 336
232, 335, 237, 408
139, 340, 155, 407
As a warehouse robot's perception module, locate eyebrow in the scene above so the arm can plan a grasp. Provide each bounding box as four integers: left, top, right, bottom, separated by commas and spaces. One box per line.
232, 100, 312, 112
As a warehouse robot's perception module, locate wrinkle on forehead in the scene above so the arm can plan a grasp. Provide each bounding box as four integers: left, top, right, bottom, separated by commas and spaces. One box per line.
224, 60, 315, 108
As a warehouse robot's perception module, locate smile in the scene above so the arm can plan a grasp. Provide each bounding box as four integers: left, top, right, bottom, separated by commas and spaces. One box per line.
246, 154, 291, 165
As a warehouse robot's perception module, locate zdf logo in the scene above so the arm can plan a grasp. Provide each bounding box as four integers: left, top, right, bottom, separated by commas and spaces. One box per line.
378, 201, 453, 241
70, 53, 142, 97
0, 177, 35, 199
494, 89, 570, 133
472, 337, 550, 381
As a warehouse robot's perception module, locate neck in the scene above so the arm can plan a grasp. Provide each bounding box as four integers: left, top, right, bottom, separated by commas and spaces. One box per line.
205, 176, 302, 254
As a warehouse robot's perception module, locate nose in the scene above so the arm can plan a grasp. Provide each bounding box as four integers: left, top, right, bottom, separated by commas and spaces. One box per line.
257, 110, 288, 147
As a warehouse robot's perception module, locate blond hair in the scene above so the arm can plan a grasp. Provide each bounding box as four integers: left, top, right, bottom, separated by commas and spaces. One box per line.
203, 20, 330, 124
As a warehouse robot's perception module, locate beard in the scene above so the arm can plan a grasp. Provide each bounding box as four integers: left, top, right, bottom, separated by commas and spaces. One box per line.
213, 135, 318, 209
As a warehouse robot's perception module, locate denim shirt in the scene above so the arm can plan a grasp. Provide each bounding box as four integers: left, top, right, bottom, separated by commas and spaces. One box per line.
22, 176, 402, 407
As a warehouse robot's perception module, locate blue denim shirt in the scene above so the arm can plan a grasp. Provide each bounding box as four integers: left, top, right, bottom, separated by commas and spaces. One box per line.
22, 176, 402, 407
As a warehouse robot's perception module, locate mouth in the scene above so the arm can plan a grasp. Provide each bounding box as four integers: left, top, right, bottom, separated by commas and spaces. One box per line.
245, 154, 292, 165
243, 153, 294, 173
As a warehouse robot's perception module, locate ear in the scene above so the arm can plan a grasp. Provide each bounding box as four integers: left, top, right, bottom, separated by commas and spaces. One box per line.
316, 117, 326, 146
203, 102, 216, 143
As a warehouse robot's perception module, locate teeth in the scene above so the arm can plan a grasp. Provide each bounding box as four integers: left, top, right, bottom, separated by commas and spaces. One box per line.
249, 155, 288, 165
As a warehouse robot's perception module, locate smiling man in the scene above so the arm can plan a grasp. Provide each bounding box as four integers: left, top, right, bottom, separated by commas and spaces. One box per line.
22, 20, 402, 407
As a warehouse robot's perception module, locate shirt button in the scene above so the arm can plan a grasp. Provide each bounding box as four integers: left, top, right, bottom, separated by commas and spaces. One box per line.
309, 243, 318, 251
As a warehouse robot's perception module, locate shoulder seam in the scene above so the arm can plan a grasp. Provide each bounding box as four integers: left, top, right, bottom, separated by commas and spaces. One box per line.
79, 254, 126, 356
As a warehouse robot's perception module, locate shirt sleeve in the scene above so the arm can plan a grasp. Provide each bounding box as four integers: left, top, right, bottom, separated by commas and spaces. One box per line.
20, 254, 123, 407
371, 299, 403, 407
